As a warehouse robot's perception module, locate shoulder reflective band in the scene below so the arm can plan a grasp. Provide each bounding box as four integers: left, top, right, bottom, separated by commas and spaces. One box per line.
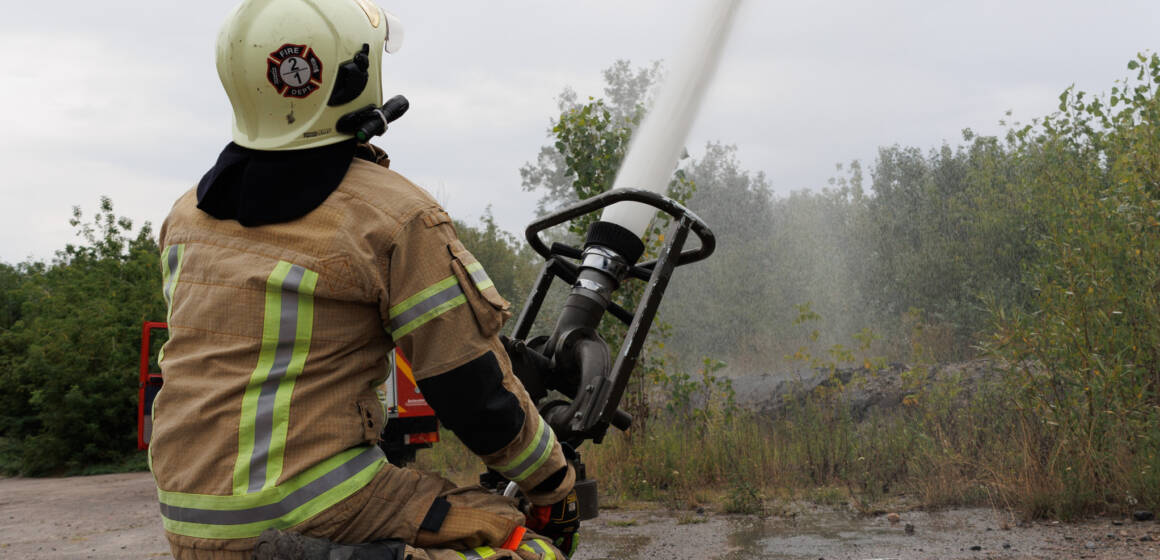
494, 416, 556, 483
159, 445, 384, 539
159, 244, 186, 363
456, 546, 498, 560
234, 261, 320, 494
388, 261, 493, 338
161, 244, 186, 316
519, 539, 557, 560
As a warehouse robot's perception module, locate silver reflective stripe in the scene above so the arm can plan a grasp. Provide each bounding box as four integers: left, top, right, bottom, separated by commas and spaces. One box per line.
460, 548, 498, 560
468, 266, 490, 286
163, 246, 180, 308
159, 244, 185, 363
388, 283, 464, 332
498, 421, 554, 481
160, 446, 382, 525
523, 539, 555, 560
248, 265, 307, 492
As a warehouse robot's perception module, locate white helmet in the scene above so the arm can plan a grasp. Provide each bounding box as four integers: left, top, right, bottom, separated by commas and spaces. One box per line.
215, 0, 404, 150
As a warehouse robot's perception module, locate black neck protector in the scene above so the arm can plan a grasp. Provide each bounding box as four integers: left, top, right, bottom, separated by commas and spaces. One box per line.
196, 139, 360, 226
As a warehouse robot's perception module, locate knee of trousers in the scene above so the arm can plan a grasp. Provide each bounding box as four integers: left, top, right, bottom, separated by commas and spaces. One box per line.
337, 463, 526, 551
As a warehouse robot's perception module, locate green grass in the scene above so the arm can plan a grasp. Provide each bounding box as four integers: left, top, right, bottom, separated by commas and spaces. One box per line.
400, 359, 1160, 522
676, 513, 708, 525
606, 519, 638, 527
806, 486, 847, 507
412, 429, 484, 486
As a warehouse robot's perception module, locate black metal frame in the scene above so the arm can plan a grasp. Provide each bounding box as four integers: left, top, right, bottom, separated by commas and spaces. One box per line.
510, 188, 715, 443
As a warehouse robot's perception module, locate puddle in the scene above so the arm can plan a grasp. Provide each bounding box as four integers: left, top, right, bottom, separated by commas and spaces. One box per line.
574, 506, 1160, 559
722, 508, 1036, 560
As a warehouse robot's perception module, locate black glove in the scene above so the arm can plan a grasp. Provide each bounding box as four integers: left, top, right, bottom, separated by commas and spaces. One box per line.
526, 488, 580, 557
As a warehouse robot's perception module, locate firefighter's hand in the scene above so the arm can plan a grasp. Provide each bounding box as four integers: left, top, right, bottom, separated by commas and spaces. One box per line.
500, 335, 553, 401
526, 488, 580, 557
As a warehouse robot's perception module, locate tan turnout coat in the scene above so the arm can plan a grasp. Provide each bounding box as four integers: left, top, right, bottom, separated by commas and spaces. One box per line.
151, 154, 571, 557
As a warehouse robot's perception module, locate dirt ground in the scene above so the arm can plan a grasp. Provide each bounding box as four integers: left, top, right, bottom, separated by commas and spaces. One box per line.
0, 472, 170, 559
1, 473, 1157, 559
579, 507, 1160, 560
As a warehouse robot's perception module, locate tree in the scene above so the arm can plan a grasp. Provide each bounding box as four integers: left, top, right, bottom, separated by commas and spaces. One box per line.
664, 142, 779, 364
454, 208, 539, 319
982, 53, 1160, 512
519, 60, 698, 426
520, 60, 663, 217
0, 262, 25, 331
0, 198, 165, 475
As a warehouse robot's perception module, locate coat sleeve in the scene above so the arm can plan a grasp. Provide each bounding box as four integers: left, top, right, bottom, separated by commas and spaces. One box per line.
381, 207, 574, 505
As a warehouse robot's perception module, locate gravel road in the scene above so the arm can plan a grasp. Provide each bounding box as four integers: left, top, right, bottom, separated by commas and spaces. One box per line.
1, 473, 1157, 559
0, 472, 170, 558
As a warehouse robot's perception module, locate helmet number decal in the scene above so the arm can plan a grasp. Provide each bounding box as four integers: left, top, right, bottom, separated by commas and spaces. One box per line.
267, 44, 324, 99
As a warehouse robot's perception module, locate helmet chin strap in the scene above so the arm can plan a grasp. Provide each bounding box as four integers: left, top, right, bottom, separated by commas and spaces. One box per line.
336, 95, 409, 142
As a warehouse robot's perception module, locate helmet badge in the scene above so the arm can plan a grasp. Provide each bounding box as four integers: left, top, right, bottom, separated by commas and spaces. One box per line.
266, 44, 324, 99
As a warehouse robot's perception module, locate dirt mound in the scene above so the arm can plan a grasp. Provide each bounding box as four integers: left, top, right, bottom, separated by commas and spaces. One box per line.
730, 359, 1003, 419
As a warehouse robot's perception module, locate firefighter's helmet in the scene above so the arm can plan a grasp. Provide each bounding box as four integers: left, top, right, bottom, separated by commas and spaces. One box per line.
215, 0, 404, 150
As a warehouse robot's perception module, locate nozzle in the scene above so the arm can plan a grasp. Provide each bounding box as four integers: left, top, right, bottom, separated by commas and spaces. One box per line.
545, 221, 643, 358
536, 220, 649, 442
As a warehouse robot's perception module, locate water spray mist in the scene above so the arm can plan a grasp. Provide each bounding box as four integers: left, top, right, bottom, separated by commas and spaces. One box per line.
543, 0, 744, 355
503, 0, 735, 520
601, 0, 744, 238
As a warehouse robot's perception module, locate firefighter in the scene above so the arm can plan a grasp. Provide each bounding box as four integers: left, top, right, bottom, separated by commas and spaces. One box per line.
150, 1, 578, 558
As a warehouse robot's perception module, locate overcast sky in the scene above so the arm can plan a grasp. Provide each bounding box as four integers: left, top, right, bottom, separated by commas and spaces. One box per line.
1, 1, 1157, 264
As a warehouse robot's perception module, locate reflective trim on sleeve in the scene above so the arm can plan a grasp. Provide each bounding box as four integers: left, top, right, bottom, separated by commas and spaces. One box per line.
388, 262, 494, 338
388, 276, 465, 338
158, 445, 385, 539
161, 244, 186, 318
519, 539, 557, 560
233, 261, 320, 494
494, 416, 556, 483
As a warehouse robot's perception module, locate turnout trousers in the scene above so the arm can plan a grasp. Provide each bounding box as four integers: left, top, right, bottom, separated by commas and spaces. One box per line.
166, 462, 566, 560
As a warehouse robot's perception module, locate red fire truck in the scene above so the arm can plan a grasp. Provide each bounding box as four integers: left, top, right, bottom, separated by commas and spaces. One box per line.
137, 322, 438, 465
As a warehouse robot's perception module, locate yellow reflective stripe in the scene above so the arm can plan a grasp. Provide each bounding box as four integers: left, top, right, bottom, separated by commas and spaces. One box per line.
389, 275, 458, 318
393, 293, 466, 338
233, 262, 318, 494
161, 244, 186, 320
147, 395, 159, 471
388, 275, 465, 338
159, 244, 185, 364
159, 446, 384, 539
387, 261, 497, 339
465, 261, 495, 292
494, 417, 556, 482
520, 539, 557, 560
457, 546, 497, 559
234, 262, 290, 494
267, 268, 318, 489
